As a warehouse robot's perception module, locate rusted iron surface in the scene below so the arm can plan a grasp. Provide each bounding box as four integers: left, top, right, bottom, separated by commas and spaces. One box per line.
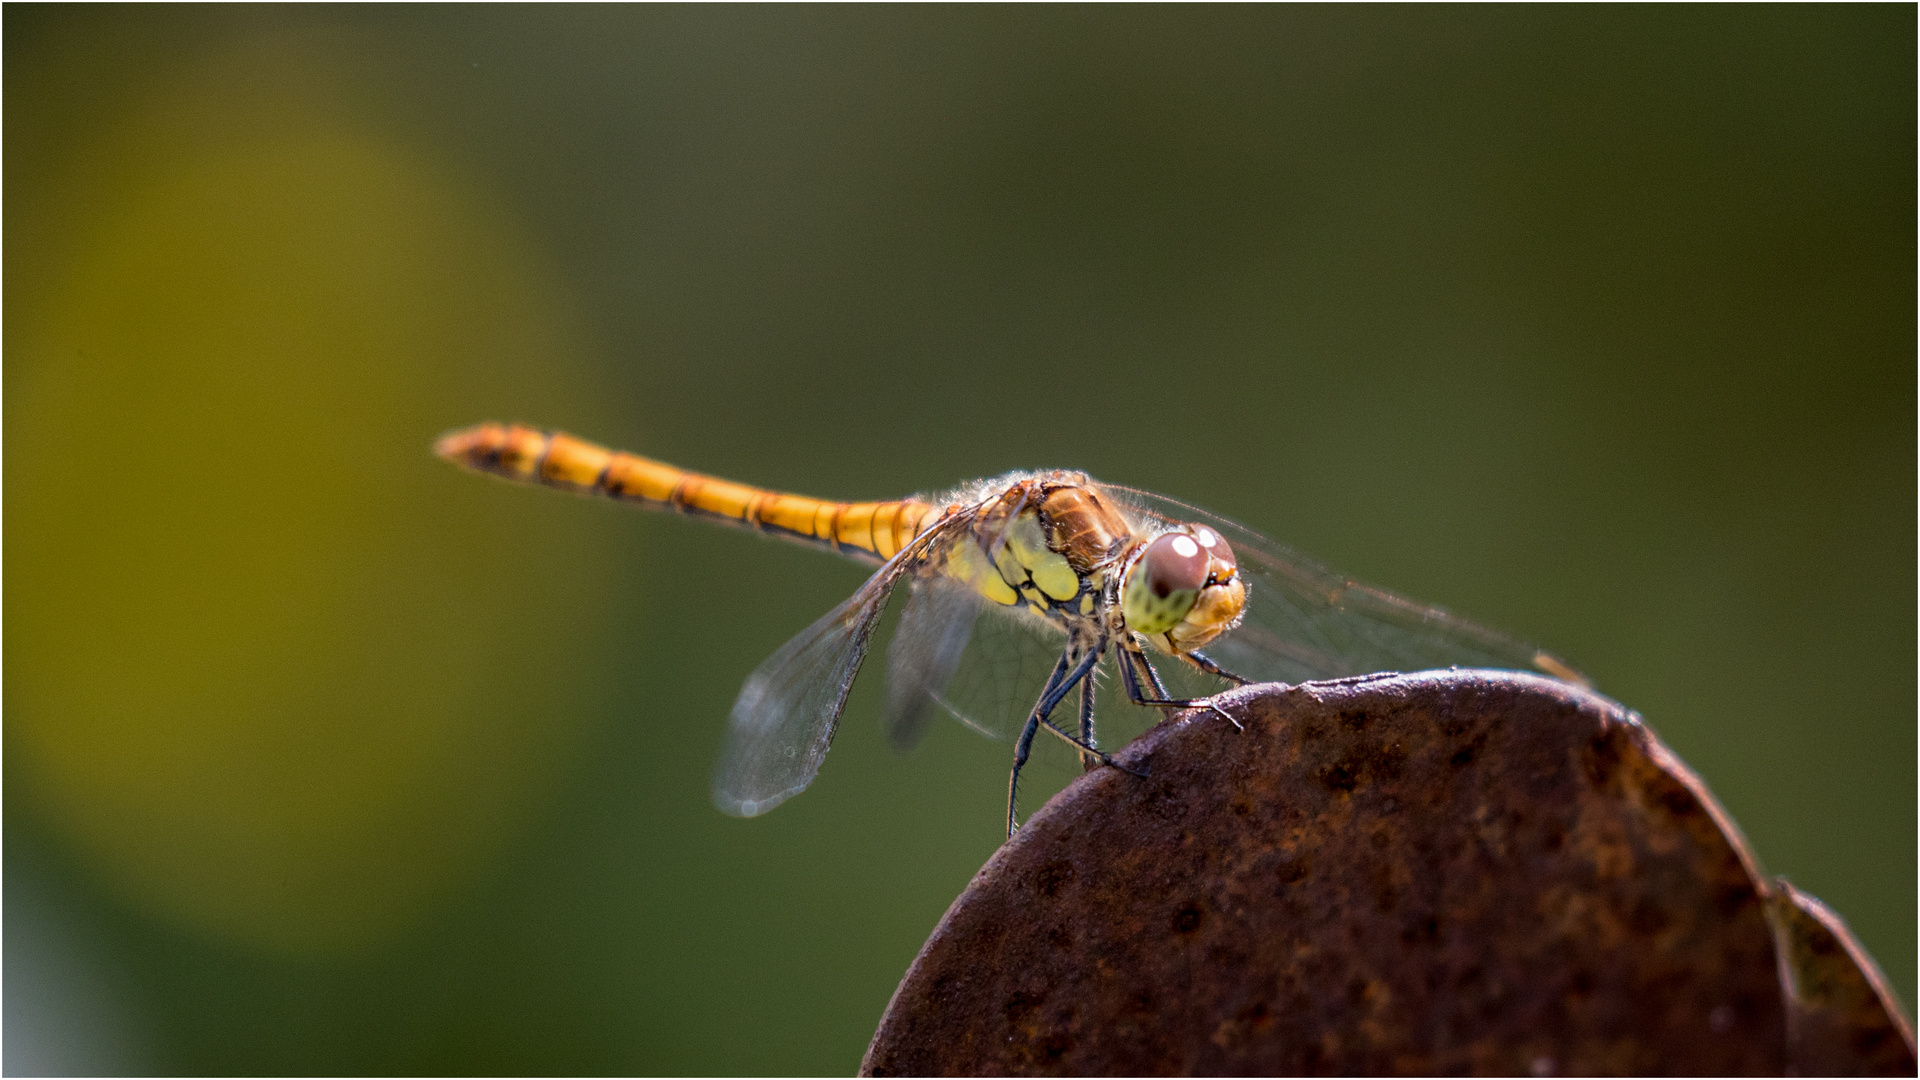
863, 671, 1891, 1076
1767, 877, 1917, 1075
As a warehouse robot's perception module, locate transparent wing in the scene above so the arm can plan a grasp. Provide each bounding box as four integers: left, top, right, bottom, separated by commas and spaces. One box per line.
880, 498, 1074, 746
712, 565, 906, 817
882, 572, 986, 752
1100, 484, 1586, 686
883, 578, 1217, 754
899, 597, 1072, 742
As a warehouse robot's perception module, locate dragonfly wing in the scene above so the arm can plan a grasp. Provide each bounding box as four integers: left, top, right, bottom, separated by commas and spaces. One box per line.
883, 574, 986, 753
712, 567, 904, 817
1101, 484, 1583, 686
885, 503, 1079, 745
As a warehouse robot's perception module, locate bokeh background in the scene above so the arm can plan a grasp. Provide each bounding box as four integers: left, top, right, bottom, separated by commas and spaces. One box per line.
6, 6, 1912, 1074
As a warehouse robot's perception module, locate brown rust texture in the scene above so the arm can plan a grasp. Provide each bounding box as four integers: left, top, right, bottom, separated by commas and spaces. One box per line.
1767, 877, 1916, 1075
863, 671, 1911, 1076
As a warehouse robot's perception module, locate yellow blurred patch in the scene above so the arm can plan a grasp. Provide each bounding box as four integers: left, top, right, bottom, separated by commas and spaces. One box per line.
7, 46, 619, 958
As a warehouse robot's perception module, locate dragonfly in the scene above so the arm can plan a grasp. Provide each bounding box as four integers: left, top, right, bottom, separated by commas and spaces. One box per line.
437, 422, 1585, 835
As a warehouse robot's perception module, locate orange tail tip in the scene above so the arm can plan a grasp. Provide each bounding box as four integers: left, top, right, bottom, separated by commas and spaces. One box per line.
435, 421, 548, 480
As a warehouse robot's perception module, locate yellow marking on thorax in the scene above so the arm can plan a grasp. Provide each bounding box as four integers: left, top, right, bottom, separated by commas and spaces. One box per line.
943, 539, 1020, 606
936, 498, 1094, 612
436, 422, 933, 562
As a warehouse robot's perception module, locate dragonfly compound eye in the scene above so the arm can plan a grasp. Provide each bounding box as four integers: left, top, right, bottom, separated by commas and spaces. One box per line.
1164, 526, 1246, 653
1191, 526, 1237, 582
1122, 532, 1210, 634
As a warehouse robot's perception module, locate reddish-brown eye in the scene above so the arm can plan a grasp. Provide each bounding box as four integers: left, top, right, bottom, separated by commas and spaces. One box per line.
1141, 531, 1209, 599
1191, 526, 1237, 579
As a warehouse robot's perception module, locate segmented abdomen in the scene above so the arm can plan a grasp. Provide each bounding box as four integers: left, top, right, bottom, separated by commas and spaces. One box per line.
435, 422, 934, 562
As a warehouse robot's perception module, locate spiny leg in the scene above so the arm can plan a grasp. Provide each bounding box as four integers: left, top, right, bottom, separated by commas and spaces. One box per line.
1120, 642, 1243, 731
1008, 645, 1138, 836
1036, 712, 1140, 771
1127, 638, 1172, 699
1007, 714, 1042, 837
1181, 648, 1252, 686
1116, 642, 1153, 709
1116, 642, 1170, 704
1006, 648, 1073, 837
1077, 664, 1099, 773
1030, 648, 1138, 769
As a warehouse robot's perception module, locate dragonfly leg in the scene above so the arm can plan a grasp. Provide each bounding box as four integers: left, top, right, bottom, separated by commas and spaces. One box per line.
1036, 713, 1146, 777
1120, 644, 1244, 732
1076, 669, 1099, 773
1181, 648, 1251, 686
1007, 645, 1141, 836
1030, 647, 1141, 773
1123, 639, 1172, 700
1007, 714, 1041, 836
1006, 648, 1073, 836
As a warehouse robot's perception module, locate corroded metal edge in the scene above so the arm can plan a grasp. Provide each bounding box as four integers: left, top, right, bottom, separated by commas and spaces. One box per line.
1767, 877, 1917, 1075
861, 670, 1892, 1076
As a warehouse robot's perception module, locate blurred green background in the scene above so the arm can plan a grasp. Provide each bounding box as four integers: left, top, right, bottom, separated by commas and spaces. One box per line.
5, 6, 1911, 1074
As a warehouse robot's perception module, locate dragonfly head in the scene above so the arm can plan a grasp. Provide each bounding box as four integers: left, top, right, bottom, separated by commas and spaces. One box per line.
1120, 525, 1246, 652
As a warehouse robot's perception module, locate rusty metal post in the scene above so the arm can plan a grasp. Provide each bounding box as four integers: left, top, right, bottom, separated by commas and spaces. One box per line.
863, 672, 1913, 1076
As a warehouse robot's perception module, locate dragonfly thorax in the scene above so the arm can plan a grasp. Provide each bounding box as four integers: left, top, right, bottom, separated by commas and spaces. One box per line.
934, 476, 1133, 624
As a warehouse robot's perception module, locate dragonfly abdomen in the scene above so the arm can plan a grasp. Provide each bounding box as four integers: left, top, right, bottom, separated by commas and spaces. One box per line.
435, 422, 933, 561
